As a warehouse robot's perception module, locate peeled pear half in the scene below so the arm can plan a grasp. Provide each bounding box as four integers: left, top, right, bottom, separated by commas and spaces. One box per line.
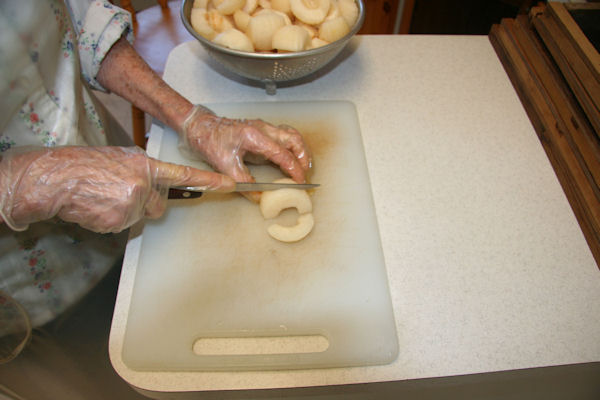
213, 28, 255, 52
318, 15, 350, 43
272, 25, 310, 52
338, 0, 359, 27
246, 11, 286, 51
289, 0, 330, 25
212, 0, 245, 15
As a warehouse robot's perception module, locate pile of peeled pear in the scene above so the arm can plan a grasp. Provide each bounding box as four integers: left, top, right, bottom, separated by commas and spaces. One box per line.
190, 0, 360, 53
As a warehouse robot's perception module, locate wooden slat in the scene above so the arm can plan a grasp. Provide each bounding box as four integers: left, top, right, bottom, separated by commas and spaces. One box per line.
532, 10, 600, 135
555, 2, 600, 82
547, 2, 600, 104
505, 18, 600, 233
511, 15, 600, 192
489, 19, 600, 266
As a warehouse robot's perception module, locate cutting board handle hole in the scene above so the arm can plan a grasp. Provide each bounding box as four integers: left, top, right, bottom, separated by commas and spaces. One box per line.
192, 335, 329, 356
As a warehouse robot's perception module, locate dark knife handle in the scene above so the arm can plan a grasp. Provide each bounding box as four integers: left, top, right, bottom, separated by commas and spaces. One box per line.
168, 188, 204, 199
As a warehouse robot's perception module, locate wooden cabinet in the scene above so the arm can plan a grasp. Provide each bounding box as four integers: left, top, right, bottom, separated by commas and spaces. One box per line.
358, 0, 407, 34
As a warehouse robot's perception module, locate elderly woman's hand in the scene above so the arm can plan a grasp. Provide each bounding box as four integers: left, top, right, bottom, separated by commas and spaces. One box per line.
180, 105, 312, 202
0, 146, 234, 233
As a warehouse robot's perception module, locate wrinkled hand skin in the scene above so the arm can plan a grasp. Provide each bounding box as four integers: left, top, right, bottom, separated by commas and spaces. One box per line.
0, 146, 234, 233
182, 108, 312, 202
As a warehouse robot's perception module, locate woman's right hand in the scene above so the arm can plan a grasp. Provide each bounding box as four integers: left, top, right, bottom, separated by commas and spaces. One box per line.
0, 146, 234, 233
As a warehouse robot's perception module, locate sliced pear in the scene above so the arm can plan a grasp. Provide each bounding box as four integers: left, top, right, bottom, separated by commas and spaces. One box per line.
290, 0, 330, 25
267, 213, 314, 242
260, 178, 315, 243
259, 178, 312, 219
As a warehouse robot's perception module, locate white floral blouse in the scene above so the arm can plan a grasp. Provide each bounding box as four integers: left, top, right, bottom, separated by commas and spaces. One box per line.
0, 0, 133, 329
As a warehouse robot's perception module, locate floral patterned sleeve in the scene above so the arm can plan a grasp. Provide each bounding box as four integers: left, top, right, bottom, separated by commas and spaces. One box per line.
65, 0, 133, 91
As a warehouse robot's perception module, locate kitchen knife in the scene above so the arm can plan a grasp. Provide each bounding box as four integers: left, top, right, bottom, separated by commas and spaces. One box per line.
168, 182, 320, 199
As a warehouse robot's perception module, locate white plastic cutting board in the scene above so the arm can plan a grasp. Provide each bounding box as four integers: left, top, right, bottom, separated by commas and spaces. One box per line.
121, 101, 398, 371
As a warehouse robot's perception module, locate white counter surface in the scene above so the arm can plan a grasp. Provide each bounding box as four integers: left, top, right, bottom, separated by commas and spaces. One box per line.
109, 35, 600, 395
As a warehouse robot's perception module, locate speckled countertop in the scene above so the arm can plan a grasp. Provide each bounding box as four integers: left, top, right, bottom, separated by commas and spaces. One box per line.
109, 35, 600, 396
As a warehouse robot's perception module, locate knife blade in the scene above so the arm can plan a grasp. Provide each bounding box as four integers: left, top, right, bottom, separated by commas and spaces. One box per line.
168, 182, 320, 199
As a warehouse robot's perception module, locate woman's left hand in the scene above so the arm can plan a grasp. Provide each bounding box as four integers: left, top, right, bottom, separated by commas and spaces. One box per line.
180, 106, 312, 202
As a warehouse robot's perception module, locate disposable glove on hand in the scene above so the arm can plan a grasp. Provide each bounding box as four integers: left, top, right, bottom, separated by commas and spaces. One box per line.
180, 105, 312, 202
0, 146, 234, 233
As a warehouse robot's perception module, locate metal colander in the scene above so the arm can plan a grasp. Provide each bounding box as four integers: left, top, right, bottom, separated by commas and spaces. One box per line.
180, 0, 365, 94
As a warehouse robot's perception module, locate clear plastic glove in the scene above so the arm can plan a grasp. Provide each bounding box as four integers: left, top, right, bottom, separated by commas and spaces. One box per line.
0, 146, 234, 233
180, 105, 312, 202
